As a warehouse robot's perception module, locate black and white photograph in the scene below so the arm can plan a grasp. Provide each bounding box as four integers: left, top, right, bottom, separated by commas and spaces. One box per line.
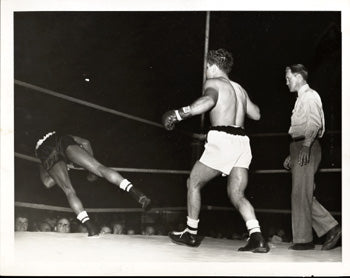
1, 0, 349, 276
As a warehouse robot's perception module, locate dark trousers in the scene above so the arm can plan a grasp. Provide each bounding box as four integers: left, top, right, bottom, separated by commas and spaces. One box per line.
290, 140, 338, 243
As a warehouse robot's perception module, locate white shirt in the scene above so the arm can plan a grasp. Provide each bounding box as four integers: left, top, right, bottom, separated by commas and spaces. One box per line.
288, 84, 325, 147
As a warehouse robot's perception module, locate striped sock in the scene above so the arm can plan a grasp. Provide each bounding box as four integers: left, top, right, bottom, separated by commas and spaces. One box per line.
187, 216, 199, 235
246, 219, 261, 235
77, 211, 90, 224
119, 179, 133, 192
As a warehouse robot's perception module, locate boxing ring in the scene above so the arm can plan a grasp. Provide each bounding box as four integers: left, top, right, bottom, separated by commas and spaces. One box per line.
13, 78, 342, 276
12, 232, 341, 276
11, 12, 342, 275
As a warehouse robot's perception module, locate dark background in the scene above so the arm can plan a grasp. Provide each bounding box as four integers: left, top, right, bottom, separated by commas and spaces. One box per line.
14, 12, 341, 217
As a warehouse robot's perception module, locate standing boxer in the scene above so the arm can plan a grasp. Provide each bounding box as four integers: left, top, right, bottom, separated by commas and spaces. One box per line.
35, 131, 151, 236
162, 48, 269, 253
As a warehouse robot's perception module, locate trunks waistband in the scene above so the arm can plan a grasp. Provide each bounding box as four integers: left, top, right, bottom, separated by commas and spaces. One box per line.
35, 131, 56, 150
209, 126, 246, 136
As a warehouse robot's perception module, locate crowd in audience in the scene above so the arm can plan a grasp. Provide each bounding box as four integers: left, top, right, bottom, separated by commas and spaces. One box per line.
14, 211, 292, 243
15, 214, 165, 236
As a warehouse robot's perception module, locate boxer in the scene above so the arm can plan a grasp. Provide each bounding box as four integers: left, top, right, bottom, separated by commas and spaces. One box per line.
162, 48, 269, 252
35, 131, 151, 236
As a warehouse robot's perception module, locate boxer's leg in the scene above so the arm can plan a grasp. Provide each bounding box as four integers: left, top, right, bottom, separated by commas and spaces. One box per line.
48, 161, 98, 236
39, 165, 56, 188
168, 161, 220, 247
65, 145, 151, 210
228, 167, 269, 253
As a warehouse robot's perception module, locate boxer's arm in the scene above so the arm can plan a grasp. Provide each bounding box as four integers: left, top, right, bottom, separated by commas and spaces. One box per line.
71, 136, 94, 156
185, 87, 218, 117
162, 80, 218, 130
39, 165, 56, 188
177, 81, 218, 120
243, 88, 260, 120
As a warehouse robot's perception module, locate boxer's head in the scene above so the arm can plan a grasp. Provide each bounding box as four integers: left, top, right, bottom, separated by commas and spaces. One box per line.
207, 48, 234, 77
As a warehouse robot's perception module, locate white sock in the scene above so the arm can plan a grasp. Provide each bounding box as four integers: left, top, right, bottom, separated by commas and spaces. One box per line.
187, 216, 199, 235
119, 179, 133, 192
77, 211, 90, 224
246, 219, 261, 235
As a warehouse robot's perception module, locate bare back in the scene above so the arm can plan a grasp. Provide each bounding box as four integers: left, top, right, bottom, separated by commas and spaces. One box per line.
207, 77, 247, 128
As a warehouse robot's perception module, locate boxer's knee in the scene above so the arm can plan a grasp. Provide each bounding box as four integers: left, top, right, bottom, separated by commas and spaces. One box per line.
228, 186, 245, 207
43, 177, 56, 188
187, 175, 204, 191
60, 183, 76, 197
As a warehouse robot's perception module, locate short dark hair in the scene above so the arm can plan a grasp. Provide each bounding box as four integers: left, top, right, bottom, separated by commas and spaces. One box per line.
286, 64, 308, 81
207, 48, 234, 74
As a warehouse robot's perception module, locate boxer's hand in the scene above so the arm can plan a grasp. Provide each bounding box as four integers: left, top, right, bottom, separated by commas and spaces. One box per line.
283, 155, 291, 170
162, 110, 179, 131
87, 172, 98, 182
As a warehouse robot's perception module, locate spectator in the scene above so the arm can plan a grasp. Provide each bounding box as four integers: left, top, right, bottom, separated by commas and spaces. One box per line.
44, 216, 58, 230
100, 226, 112, 234
55, 218, 71, 233
127, 229, 135, 235
15, 216, 29, 231
38, 221, 52, 232
143, 225, 155, 236
112, 222, 125, 235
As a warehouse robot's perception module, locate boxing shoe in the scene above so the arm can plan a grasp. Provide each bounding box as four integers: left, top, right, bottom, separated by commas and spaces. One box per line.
168, 229, 201, 247
322, 224, 341, 250
129, 187, 152, 211
84, 220, 99, 237
238, 232, 270, 253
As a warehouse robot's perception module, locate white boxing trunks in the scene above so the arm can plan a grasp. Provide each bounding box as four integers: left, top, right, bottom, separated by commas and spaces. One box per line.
199, 128, 252, 175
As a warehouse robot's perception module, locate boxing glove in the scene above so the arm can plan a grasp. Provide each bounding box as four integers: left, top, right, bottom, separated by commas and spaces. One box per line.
162, 106, 191, 131
162, 110, 178, 130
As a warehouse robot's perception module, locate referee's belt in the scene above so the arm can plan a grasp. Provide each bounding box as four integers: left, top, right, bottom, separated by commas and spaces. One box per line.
290, 136, 306, 142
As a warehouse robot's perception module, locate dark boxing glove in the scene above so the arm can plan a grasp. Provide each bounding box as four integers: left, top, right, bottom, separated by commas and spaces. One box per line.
162, 110, 178, 130
162, 106, 191, 131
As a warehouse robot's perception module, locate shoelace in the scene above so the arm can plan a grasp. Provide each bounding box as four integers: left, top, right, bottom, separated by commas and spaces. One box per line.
173, 228, 191, 238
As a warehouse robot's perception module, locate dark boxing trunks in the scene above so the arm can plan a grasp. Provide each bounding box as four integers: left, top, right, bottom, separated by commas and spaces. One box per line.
209, 125, 247, 136
35, 132, 79, 171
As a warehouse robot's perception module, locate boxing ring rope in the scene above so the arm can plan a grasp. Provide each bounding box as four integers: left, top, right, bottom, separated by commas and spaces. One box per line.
15, 79, 163, 128
14, 201, 341, 216
15, 152, 341, 174
15, 152, 191, 174
14, 79, 341, 217
14, 79, 195, 138
15, 79, 341, 138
